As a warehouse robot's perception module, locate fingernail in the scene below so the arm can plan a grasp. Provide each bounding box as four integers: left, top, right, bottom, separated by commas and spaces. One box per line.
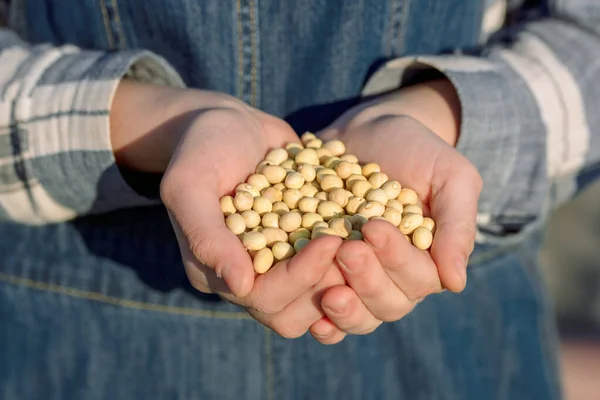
327, 298, 350, 314
455, 257, 467, 286
337, 252, 364, 274
313, 326, 334, 339
363, 229, 388, 250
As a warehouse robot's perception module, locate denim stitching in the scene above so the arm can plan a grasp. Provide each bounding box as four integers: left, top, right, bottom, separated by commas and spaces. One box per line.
109, 0, 128, 49
0, 272, 251, 319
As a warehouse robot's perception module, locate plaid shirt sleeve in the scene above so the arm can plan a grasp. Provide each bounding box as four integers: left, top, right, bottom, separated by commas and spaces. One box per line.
0, 29, 184, 224
362, 0, 600, 242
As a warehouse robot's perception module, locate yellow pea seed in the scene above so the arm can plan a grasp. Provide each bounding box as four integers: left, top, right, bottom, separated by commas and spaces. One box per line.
403, 204, 423, 216
235, 183, 260, 197
312, 227, 340, 239
346, 196, 367, 215
357, 201, 385, 219
315, 191, 328, 201
399, 213, 424, 235
312, 221, 329, 231
265, 148, 289, 165
350, 163, 362, 176
345, 174, 367, 190
317, 201, 344, 221
272, 241, 295, 261
386, 199, 403, 213
335, 161, 354, 180
282, 188, 303, 209
301, 212, 324, 229
382, 180, 402, 200
352, 180, 372, 198
279, 212, 302, 232
295, 148, 320, 165
293, 238, 311, 252
382, 208, 402, 226
252, 196, 273, 216
349, 214, 368, 231
279, 159, 297, 170
286, 141, 304, 158
271, 202, 289, 216
300, 132, 317, 144
365, 188, 388, 205
298, 197, 321, 213
297, 163, 316, 182
242, 209, 261, 229
323, 157, 342, 169
328, 188, 349, 207
368, 172, 389, 189
320, 175, 344, 192
251, 226, 263, 232
284, 172, 305, 189
309, 181, 322, 191
233, 191, 254, 212
261, 227, 288, 247
261, 212, 280, 228
306, 138, 323, 149
323, 139, 345, 156
220, 196, 236, 216
397, 188, 419, 205
316, 148, 333, 164
340, 154, 358, 163
255, 160, 275, 174
362, 163, 381, 178
421, 217, 435, 231
288, 228, 311, 245
253, 248, 274, 274
247, 174, 271, 191
299, 183, 319, 197
242, 231, 268, 251
225, 213, 246, 235
273, 183, 286, 191
329, 218, 352, 238
412, 226, 433, 250
347, 230, 363, 240
262, 165, 287, 184
261, 187, 281, 204
316, 168, 337, 183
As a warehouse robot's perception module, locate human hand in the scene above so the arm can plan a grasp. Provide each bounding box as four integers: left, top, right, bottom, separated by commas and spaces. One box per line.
110, 80, 350, 337
308, 79, 482, 344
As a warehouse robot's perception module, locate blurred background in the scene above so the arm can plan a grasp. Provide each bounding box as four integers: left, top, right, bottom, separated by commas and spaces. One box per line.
539, 179, 600, 400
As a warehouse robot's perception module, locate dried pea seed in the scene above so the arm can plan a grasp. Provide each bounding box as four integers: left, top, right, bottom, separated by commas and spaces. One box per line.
312, 221, 329, 231
242, 231, 268, 251
382, 208, 402, 226
273, 183, 286, 191
421, 217, 435, 232
301, 212, 324, 229
349, 214, 369, 231
329, 218, 352, 238
299, 183, 319, 197
345, 174, 367, 190
261, 227, 288, 247
346, 196, 366, 215
298, 197, 321, 213
279, 159, 297, 170
323, 157, 342, 169
252, 196, 273, 215
317, 201, 344, 221
272, 241, 295, 261
315, 191, 328, 201
352, 180, 372, 198
403, 204, 423, 216
399, 213, 424, 235
340, 154, 358, 163
261, 212, 281, 228
253, 248, 274, 274
293, 238, 311, 252
316, 168, 336, 183
306, 138, 323, 149
271, 201, 289, 215
235, 183, 260, 197
312, 228, 340, 239
220, 196, 236, 216
335, 161, 354, 179
265, 148, 289, 165
295, 148, 320, 165
261, 187, 282, 203
366, 188, 388, 205
301, 132, 317, 144
286, 142, 304, 158
347, 230, 363, 240
382, 180, 402, 200
226, 213, 246, 235
251, 226, 263, 232
242, 209, 261, 228
368, 172, 389, 189
328, 188, 349, 207
279, 212, 302, 232
323, 139, 345, 156
362, 163, 381, 178
320, 175, 344, 192
288, 228, 311, 244
297, 163, 316, 182
284, 172, 305, 189
247, 174, 271, 191
316, 148, 333, 163
256, 160, 274, 174
397, 188, 418, 205
412, 226, 433, 250
262, 165, 287, 184
386, 199, 403, 213
282, 189, 303, 209
233, 191, 254, 211
357, 201, 385, 219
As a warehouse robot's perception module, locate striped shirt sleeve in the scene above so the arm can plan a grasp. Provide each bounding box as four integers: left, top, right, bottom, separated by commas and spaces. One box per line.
362, 0, 600, 241
0, 29, 184, 224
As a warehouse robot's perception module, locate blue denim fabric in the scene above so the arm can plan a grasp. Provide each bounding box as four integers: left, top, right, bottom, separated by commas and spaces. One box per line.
0, 1, 563, 399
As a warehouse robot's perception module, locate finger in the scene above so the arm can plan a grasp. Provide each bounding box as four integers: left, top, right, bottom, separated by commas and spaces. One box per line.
335, 237, 416, 320
241, 235, 343, 314
309, 317, 347, 345
248, 264, 346, 339
321, 285, 383, 335
360, 219, 443, 301
429, 151, 481, 292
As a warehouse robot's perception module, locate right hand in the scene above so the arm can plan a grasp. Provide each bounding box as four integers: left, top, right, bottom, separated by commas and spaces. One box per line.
138, 86, 349, 338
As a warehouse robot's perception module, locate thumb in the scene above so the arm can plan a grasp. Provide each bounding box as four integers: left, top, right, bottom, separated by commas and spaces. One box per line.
429, 151, 482, 293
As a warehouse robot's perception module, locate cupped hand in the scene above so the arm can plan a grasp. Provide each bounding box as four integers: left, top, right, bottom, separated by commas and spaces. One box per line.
309, 82, 482, 344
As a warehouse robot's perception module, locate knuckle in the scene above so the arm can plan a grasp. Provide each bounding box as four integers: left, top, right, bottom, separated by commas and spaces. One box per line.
404, 281, 440, 304
379, 303, 414, 322
249, 299, 285, 315
354, 321, 383, 335
187, 228, 216, 267
270, 316, 307, 339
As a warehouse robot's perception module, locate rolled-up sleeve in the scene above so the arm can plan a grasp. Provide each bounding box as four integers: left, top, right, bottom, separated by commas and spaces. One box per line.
0, 29, 184, 224
362, 0, 600, 240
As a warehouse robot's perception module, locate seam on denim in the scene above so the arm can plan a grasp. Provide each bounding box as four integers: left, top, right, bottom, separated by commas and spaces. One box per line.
249, 0, 258, 107
99, 0, 115, 50
236, 0, 244, 100
264, 326, 274, 400
110, 0, 128, 49
385, 0, 399, 57
0, 272, 251, 319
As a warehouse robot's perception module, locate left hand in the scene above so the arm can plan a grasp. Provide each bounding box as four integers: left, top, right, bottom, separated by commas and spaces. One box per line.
308, 79, 483, 344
